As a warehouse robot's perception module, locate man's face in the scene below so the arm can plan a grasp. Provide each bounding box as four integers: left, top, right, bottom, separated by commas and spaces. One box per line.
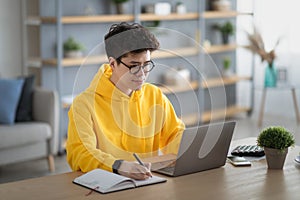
111, 50, 152, 94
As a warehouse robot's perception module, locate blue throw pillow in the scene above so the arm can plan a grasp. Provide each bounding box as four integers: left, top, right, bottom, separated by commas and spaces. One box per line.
0, 78, 24, 124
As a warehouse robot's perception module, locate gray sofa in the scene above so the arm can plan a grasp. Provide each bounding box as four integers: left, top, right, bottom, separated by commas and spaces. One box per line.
0, 87, 59, 172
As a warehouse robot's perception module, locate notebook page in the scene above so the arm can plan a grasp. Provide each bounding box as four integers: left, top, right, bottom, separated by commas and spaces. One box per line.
73, 169, 134, 193
133, 175, 167, 187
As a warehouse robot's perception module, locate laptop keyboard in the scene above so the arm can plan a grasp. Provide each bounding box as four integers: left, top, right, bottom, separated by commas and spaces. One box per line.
160, 166, 175, 173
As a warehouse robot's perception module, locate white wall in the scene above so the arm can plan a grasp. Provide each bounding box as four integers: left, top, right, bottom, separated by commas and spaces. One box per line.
237, 0, 300, 119
1, 0, 300, 119
0, 0, 22, 78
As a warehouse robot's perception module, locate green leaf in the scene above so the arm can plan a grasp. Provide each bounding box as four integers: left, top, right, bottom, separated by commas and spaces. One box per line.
257, 126, 295, 151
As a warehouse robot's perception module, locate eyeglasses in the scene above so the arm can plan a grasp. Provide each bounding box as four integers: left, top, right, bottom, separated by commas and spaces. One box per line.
119, 60, 155, 74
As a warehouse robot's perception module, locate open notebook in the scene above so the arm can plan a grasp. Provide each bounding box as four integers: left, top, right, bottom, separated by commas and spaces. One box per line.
73, 168, 167, 194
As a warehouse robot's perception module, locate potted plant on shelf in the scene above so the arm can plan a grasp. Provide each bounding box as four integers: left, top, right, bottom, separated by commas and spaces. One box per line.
222, 56, 232, 77
63, 37, 85, 58
257, 126, 295, 169
212, 21, 235, 44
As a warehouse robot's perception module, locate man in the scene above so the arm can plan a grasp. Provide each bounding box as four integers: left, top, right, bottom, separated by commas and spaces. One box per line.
66, 22, 185, 180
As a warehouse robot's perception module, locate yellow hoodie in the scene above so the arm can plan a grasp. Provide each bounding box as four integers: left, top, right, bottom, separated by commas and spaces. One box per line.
66, 64, 185, 173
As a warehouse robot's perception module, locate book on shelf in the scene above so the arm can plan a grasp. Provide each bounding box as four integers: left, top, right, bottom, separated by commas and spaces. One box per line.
73, 168, 167, 194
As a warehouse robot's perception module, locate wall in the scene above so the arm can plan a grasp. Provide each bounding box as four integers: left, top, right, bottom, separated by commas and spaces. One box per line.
1, 0, 300, 119
0, 0, 22, 78
237, 0, 300, 119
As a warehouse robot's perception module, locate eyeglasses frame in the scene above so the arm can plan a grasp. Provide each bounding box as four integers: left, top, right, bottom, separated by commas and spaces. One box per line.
118, 59, 155, 74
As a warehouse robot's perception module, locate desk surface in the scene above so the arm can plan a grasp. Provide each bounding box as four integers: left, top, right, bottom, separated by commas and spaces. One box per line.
1, 138, 300, 200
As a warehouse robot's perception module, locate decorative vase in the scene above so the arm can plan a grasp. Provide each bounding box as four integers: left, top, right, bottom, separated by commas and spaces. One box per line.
222, 33, 229, 44
264, 147, 288, 169
115, 3, 124, 14
264, 63, 277, 87
212, 0, 231, 11
64, 50, 83, 58
222, 69, 232, 77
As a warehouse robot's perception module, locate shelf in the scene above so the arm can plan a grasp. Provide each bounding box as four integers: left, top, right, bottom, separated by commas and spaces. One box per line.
27, 15, 135, 24
202, 75, 251, 88
43, 55, 107, 67
158, 81, 199, 94
152, 47, 198, 59
27, 10, 253, 25
27, 56, 107, 67
140, 13, 199, 21
27, 45, 242, 67
205, 44, 238, 54
27, 47, 198, 67
201, 105, 251, 123
180, 105, 251, 125
202, 11, 253, 18
27, 57, 42, 68
61, 15, 134, 24
27, 13, 198, 24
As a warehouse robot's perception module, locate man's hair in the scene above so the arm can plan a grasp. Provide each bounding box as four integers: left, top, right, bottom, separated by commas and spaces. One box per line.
104, 22, 160, 60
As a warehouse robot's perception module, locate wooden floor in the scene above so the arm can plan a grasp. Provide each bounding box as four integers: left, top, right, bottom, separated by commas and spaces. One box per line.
1, 113, 300, 184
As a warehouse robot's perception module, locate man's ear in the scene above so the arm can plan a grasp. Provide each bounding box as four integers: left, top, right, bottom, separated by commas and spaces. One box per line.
108, 57, 116, 69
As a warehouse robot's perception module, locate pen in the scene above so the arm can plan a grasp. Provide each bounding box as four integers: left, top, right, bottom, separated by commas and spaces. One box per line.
133, 153, 152, 178
133, 153, 145, 166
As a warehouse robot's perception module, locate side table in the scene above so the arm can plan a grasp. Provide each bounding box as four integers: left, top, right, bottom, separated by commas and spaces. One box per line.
257, 85, 300, 127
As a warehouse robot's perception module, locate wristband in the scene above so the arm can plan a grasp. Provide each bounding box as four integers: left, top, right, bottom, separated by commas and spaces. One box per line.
112, 160, 123, 174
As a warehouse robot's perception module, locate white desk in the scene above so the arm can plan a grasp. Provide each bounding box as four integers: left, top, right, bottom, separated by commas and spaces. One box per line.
0, 138, 300, 200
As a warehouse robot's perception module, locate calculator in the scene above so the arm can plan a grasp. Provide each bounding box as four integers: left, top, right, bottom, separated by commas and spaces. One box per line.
231, 145, 265, 157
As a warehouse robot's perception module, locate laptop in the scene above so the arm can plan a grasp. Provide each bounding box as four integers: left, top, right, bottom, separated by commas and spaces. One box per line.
154, 121, 236, 177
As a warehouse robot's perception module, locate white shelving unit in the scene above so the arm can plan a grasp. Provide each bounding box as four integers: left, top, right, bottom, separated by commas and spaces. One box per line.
22, 0, 254, 153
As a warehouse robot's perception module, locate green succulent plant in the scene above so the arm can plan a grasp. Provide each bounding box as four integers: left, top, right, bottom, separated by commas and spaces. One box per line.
257, 126, 295, 151
212, 21, 235, 44
223, 57, 231, 70
213, 21, 235, 35
63, 37, 85, 52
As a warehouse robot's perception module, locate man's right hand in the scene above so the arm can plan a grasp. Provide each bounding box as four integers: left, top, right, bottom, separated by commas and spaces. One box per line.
118, 160, 152, 180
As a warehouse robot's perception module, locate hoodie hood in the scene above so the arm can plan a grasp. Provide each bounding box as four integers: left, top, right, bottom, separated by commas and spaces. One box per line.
87, 64, 142, 102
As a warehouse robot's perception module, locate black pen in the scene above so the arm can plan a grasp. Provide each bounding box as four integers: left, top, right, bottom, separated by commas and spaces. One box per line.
133, 153, 145, 166
133, 153, 152, 177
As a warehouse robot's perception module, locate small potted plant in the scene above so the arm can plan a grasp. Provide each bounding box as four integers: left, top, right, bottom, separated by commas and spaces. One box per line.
63, 37, 85, 58
222, 56, 232, 77
257, 126, 295, 169
212, 21, 235, 44
175, 2, 186, 14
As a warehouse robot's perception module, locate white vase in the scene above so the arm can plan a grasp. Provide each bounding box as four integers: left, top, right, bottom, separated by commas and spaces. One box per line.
64, 50, 83, 58
222, 69, 232, 77
212, 0, 231, 11
175, 4, 186, 14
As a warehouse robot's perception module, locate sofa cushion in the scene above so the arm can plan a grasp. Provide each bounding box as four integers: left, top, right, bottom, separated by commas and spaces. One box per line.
0, 122, 51, 150
0, 78, 24, 124
15, 75, 35, 122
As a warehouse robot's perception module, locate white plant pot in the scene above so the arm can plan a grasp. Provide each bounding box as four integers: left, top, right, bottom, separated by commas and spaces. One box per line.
64, 50, 83, 58
212, 0, 231, 11
222, 69, 232, 77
